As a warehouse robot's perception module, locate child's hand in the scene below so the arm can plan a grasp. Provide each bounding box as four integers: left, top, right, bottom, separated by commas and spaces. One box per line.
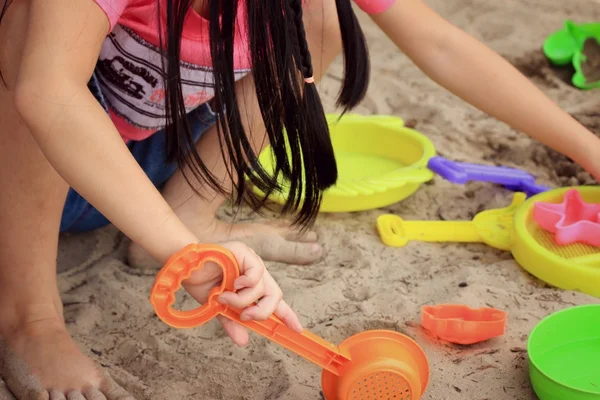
182, 241, 303, 346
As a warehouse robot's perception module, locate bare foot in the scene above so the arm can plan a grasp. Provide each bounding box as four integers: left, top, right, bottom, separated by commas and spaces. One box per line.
0, 314, 134, 400
127, 219, 324, 269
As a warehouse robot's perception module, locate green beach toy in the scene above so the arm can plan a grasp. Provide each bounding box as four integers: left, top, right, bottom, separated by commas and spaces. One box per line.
528, 305, 600, 400
543, 20, 600, 89
573, 37, 600, 89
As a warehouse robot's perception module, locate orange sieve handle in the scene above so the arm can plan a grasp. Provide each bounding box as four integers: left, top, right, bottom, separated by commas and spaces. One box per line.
150, 244, 352, 375
150, 244, 239, 327
220, 308, 351, 375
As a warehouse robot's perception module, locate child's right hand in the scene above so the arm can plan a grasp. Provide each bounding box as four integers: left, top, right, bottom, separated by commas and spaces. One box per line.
182, 241, 303, 346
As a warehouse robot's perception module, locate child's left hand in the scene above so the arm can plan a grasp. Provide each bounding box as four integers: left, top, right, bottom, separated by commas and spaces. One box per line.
373, 0, 600, 182
182, 241, 303, 346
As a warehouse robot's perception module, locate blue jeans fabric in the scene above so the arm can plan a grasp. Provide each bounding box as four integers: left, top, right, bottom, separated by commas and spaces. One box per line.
59, 73, 217, 233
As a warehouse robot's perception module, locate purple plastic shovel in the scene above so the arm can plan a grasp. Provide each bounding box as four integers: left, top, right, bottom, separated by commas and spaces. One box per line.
427, 156, 551, 197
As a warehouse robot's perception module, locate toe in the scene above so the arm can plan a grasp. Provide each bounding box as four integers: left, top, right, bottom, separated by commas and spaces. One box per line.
0, 380, 16, 400
103, 386, 134, 400
284, 230, 318, 243
66, 392, 86, 400
2, 358, 49, 400
48, 390, 66, 400
82, 388, 106, 400
100, 375, 135, 400
246, 234, 323, 265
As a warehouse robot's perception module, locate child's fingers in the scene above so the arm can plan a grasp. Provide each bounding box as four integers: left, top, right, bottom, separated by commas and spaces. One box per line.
218, 280, 265, 309
239, 271, 282, 322
274, 300, 303, 332
217, 315, 249, 346
223, 242, 265, 290
216, 241, 302, 335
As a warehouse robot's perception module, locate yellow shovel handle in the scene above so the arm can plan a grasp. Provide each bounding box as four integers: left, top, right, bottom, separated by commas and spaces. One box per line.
377, 214, 481, 247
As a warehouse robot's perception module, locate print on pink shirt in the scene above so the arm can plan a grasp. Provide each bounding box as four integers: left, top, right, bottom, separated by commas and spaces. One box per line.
96, 25, 250, 132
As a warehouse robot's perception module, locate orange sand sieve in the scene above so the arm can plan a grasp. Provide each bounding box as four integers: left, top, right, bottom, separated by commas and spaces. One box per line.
150, 244, 430, 400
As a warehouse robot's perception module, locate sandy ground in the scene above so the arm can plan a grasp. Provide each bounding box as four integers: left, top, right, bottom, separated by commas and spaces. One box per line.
43, 0, 600, 399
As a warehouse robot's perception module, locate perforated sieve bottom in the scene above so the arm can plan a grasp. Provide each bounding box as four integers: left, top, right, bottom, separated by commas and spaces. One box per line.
349, 371, 412, 400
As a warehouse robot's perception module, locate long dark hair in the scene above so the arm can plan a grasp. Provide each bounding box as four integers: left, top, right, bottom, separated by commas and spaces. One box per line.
2, 0, 370, 226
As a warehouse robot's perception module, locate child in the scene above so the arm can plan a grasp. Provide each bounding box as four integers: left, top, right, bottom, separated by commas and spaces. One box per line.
0, 0, 598, 399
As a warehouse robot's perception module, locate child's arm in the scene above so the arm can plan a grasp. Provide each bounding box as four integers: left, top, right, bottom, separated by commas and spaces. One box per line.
12, 0, 300, 341
371, 0, 600, 180
15, 0, 194, 264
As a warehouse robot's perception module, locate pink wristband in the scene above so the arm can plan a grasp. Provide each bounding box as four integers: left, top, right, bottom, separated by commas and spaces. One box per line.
353, 0, 395, 15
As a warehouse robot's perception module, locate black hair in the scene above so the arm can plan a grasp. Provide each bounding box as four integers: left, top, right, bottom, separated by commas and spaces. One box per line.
2, 0, 370, 227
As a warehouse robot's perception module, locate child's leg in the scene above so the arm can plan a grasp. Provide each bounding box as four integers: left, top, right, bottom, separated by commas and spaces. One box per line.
0, 3, 132, 399
128, 0, 344, 268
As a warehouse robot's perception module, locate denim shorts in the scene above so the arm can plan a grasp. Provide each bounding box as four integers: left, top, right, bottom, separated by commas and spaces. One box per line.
59, 73, 217, 233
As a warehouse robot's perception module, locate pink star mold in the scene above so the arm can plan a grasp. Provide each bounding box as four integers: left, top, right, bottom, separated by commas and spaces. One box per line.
533, 189, 600, 247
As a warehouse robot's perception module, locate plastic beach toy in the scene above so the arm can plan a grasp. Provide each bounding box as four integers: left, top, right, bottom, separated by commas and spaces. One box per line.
534, 189, 600, 247
573, 37, 600, 89
528, 304, 600, 400
254, 115, 435, 212
377, 187, 600, 298
427, 157, 549, 197
377, 192, 525, 249
253, 114, 549, 212
421, 305, 507, 345
150, 244, 430, 400
543, 21, 600, 66
543, 20, 600, 90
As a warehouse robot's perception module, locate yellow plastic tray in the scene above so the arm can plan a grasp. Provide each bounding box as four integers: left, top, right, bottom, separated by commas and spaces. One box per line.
378, 187, 600, 298
253, 114, 436, 213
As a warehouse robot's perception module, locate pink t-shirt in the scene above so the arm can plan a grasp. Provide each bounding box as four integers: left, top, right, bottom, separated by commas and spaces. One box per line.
93, 0, 395, 142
